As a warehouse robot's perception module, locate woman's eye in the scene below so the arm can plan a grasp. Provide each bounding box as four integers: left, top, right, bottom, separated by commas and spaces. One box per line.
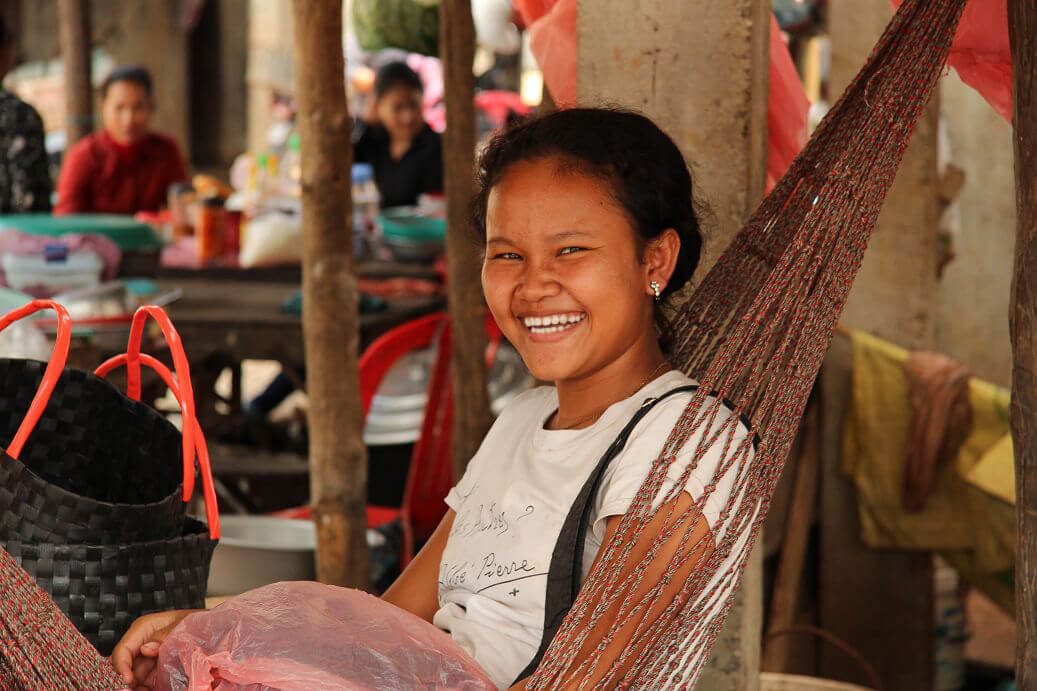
491, 252, 522, 260
558, 246, 587, 256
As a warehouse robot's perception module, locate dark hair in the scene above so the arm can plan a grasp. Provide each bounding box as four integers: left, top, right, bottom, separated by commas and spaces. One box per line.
100, 65, 154, 100
0, 15, 10, 46
374, 61, 423, 99
471, 107, 704, 347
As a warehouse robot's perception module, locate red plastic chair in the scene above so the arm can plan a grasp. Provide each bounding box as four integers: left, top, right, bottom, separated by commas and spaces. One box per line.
274, 312, 502, 567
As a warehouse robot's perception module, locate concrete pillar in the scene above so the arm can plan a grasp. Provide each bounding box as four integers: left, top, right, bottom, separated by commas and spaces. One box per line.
832, 1, 942, 349
696, 547, 764, 690
936, 72, 1016, 388
578, 0, 770, 277
824, 1, 939, 690
578, 2, 770, 687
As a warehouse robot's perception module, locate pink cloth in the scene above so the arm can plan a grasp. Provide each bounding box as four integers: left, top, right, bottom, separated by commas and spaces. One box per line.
893, 0, 1011, 121
514, 2, 810, 187
767, 16, 810, 190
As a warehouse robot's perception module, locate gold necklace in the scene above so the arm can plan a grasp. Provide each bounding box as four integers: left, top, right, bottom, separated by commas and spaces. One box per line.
552, 361, 671, 431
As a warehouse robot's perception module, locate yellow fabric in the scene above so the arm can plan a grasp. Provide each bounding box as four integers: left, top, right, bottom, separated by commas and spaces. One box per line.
964, 432, 1015, 505
842, 331, 1014, 613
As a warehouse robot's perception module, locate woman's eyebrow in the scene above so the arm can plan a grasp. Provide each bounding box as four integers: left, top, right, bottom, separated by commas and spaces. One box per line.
550, 230, 594, 241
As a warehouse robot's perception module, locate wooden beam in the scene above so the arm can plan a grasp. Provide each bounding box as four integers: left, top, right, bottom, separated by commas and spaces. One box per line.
1009, 0, 1037, 683
57, 0, 92, 145
291, 0, 369, 588
440, 0, 492, 479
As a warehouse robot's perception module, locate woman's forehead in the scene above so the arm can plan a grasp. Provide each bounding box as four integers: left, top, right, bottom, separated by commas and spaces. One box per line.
486, 160, 630, 238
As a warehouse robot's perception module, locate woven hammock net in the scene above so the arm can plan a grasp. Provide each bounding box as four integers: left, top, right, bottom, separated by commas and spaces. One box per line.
0, 0, 967, 688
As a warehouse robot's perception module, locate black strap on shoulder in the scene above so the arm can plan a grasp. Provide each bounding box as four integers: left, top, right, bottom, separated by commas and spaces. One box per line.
512, 385, 699, 685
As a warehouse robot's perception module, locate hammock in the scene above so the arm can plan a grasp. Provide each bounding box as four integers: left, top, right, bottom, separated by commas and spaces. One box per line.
0, 0, 968, 687
528, 0, 969, 687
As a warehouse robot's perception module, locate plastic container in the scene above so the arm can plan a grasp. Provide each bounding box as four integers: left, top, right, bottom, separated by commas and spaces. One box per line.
0, 214, 163, 250
206, 515, 316, 597
2, 246, 104, 296
196, 196, 227, 265
377, 206, 447, 263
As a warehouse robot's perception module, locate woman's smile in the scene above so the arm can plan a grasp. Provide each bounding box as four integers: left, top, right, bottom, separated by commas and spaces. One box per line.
518, 311, 588, 340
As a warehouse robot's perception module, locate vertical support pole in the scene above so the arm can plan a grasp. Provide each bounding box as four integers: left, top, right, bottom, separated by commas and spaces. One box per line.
292, 0, 369, 588
1008, 0, 1037, 683
440, 0, 492, 480
58, 0, 92, 146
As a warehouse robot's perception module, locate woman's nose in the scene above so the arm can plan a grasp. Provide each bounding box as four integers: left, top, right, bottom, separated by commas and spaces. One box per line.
516, 263, 561, 301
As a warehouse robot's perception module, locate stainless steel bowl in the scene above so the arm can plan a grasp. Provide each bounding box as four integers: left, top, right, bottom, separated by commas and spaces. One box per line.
206, 515, 316, 597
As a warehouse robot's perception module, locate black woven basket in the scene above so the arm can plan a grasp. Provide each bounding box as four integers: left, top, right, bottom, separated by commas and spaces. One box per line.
0, 359, 186, 544
2, 517, 217, 656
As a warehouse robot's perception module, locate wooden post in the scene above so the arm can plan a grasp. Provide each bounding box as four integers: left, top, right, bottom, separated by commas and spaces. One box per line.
440, 0, 492, 480
762, 398, 820, 672
57, 0, 92, 145
291, 0, 369, 588
1009, 0, 1037, 683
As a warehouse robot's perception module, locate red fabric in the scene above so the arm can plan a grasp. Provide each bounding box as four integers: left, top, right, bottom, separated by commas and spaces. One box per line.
517, 0, 578, 107
55, 130, 188, 215
514, 2, 810, 185
767, 16, 810, 190
893, 0, 1011, 120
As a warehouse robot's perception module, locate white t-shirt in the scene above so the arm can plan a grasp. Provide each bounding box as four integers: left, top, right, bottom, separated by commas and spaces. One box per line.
434, 370, 756, 689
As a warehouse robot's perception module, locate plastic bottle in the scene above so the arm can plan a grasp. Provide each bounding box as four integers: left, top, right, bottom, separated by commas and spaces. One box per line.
280, 133, 302, 198
352, 163, 380, 233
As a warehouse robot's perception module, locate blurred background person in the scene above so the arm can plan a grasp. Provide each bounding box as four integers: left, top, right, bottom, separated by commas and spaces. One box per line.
55, 65, 187, 215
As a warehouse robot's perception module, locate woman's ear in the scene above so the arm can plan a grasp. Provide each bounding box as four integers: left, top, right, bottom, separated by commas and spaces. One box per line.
644, 229, 681, 297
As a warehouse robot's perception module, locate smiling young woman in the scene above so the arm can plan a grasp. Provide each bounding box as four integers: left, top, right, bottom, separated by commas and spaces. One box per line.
112, 108, 753, 691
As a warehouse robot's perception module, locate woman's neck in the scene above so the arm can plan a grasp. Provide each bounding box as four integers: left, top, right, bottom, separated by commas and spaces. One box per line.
551, 338, 670, 430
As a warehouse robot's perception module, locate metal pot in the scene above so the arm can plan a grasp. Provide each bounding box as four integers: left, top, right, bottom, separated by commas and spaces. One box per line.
363, 341, 532, 446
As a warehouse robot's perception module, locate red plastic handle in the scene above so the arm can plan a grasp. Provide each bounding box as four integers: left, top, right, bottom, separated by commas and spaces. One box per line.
96, 352, 220, 540
0, 300, 73, 460
122, 306, 198, 500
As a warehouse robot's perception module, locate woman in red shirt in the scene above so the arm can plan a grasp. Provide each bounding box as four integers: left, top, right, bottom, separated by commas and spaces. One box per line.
55, 66, 187, 215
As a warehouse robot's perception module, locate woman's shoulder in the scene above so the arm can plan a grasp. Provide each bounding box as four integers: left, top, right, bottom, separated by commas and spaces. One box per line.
637, 371, 753, 441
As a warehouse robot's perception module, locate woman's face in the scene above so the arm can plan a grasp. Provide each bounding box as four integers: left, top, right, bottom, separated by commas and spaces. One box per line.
101, 81, 153, 145
482, 157, 671, 384
375, 86, 424, 142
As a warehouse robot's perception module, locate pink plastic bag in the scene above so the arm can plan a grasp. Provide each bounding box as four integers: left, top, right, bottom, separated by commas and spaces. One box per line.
893, 0, 1011, 120
155, 582, 496, 691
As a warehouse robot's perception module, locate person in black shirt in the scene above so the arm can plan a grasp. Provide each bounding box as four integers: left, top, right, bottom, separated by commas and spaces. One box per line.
0, 15, 52, 213
354, 62, 443, 208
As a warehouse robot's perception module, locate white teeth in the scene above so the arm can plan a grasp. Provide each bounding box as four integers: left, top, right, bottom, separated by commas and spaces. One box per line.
522, 313, 586, 332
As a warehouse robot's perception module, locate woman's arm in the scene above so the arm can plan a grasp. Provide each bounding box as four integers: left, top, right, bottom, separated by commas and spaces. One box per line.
516, 492, 713, 689
381, 509, 455, 624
